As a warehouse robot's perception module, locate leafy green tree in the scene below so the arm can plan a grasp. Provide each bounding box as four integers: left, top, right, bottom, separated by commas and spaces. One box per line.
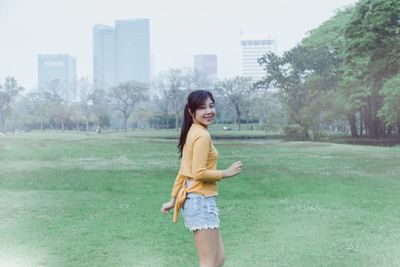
378, 74, 400, 135
301, 7, 360, 137
343, 0, 400, 137
253, 91, 285, 132
258, 45, 339, 139
257, 49, 309, 138
259, 1, 400, 139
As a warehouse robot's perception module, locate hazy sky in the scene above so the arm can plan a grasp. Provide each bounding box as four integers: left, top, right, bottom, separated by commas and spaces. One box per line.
0, 0, 358, 89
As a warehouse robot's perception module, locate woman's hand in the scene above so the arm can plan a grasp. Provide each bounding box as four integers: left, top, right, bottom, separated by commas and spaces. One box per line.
222, 161, 243, 178
161, 198, 176, 214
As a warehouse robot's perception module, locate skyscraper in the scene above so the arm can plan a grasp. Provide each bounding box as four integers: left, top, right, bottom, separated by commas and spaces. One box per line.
115, 19, 150, 84
37, 54, 76, 100
93, 25, 116, 89
93, 19, 150, 88
194, 54, 218, 82
240, 35, 276, 81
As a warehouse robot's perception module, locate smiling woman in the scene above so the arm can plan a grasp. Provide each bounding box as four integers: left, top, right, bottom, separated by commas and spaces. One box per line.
161, 90, 243, 267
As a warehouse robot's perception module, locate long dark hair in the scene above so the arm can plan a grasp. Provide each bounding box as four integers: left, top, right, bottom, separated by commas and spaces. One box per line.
178, 90, 215, 158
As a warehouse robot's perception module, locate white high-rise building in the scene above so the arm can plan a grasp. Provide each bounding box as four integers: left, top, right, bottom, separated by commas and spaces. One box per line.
240, 35, 276, 81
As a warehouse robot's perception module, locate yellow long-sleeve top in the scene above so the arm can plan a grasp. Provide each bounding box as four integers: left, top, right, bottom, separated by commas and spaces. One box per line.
171, 123, 223, 222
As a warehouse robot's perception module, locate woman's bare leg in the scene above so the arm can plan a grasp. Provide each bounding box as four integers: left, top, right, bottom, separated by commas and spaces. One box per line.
214, 230, 225, 267
194, 228, 221, 267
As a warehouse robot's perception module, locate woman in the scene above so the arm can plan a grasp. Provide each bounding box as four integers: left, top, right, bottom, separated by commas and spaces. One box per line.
161, 90, 242, 267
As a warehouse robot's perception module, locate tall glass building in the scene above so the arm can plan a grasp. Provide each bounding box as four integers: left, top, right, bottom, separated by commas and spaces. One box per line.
93, 19, 150, 88
194, 54, 218, 83
93, 25, 116, 89
115, 19, 150, 84
37, 54, 76, 101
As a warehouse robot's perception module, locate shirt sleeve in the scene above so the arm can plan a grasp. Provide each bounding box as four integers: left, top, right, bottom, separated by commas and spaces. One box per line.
171, 172, 186, 197
192, 134, 223, 182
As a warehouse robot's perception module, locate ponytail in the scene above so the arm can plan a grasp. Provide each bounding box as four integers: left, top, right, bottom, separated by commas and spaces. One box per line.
178, 104, 193, 158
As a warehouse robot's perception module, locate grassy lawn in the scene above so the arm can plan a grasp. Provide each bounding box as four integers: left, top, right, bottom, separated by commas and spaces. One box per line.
105, 124, 279, 140
0, 132, 400, 266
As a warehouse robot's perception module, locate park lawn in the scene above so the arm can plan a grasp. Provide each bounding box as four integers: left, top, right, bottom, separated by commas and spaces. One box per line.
0, 132, 399, 266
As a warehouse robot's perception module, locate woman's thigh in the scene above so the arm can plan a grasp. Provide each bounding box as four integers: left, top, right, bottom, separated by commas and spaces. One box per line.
194, 228, 219, 265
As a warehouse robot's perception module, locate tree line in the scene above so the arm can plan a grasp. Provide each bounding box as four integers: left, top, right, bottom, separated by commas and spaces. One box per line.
257, 0, 400, 139
2, 68, 281, 134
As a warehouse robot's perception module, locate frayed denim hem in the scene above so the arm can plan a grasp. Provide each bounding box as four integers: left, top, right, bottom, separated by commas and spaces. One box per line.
185, 224, 220, 232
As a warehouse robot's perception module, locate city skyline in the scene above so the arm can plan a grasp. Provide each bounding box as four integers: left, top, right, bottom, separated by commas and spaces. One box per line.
0, 0, 358, 89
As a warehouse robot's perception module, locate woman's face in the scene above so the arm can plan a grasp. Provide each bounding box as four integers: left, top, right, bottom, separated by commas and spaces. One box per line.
191, 97, 216, 128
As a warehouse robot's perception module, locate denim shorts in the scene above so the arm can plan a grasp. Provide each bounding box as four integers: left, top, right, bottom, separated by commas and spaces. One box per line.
181, 192, 220, 232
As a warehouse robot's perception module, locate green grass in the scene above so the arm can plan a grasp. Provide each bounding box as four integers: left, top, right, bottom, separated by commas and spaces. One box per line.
89, 122, 281, 139
0, 132, 400, 266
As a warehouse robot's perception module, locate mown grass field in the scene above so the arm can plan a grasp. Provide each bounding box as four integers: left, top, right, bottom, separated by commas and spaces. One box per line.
0, 131, 399, 266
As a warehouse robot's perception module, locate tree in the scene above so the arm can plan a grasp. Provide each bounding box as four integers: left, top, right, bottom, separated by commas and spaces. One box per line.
43, 80, 72, 131
252, 91, 285, 132
77, 77, 93, 134
132, 105, 154, 129
258, 48, 310, 138
302, 77, 344, 139
217, 76, 252, 130
18, 92, 48, 131
343, 0, 400, 137
109, 81, 149, 132
90, 88, 110, 134
0, 76, 23, 132
258, 42, 343, 139
301, 7, 358, 137
152, 76, 172, 129
54, 101, 72, 132
156, 68, 191, 130
378, 74, 400, 135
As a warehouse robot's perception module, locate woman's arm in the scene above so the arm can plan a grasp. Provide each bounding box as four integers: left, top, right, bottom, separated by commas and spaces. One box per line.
170, 173, 186, 197
192, 134, 223, 182
161, 173, 182, 214
192, 134, 243, 181
221, 161, 243, 178
161, 197, 176, 213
